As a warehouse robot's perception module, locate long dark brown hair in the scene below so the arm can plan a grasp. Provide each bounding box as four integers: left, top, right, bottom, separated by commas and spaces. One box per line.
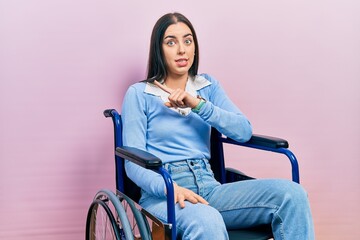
145, 12, 200, 82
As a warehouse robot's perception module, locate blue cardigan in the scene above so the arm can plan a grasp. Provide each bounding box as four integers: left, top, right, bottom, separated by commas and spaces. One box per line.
121, 74, 252, 197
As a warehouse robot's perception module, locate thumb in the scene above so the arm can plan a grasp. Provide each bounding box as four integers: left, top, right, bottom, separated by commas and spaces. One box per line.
164, 102, 173, 108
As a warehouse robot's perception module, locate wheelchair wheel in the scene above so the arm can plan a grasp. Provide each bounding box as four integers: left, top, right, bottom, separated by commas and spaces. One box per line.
86, 189, 135, 240
117, 191, 152, 240
86, 199, 121, 240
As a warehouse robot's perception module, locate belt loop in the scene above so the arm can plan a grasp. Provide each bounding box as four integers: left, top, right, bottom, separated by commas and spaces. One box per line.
163, 162, 170, 172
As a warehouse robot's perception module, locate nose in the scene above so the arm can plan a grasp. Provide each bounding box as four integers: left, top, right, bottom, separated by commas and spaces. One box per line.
178, 43, 185, 54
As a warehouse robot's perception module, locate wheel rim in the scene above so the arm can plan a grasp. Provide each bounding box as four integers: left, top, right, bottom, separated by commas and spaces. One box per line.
119, 195, 150, 239
92, 190, 134, 240
87, 199, 120, 240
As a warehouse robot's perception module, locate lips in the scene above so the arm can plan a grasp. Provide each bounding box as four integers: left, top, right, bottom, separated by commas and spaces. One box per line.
175, 58, 188, 67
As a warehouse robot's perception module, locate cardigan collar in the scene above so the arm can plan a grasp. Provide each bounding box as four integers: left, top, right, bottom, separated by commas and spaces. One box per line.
144, 75, 211, 116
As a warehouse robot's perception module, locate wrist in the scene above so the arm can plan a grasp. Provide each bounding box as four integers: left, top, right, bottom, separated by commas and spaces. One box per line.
190, 98, 201, 109
192, 96, 206, 113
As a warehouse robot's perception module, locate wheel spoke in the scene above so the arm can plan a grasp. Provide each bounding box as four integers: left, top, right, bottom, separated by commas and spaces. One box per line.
86, 199, 118, 240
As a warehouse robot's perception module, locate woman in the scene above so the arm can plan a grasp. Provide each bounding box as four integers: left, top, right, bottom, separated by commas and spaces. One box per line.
121, 12, 314, 240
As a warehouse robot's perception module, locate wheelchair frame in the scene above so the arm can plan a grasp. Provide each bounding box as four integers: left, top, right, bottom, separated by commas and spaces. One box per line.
86, 109, 300, 240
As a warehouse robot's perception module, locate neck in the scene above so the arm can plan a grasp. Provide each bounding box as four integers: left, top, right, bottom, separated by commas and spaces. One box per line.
164, 74, 189, 90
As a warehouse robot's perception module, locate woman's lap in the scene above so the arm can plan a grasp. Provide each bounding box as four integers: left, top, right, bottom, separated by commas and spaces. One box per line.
139, 160, 313, 239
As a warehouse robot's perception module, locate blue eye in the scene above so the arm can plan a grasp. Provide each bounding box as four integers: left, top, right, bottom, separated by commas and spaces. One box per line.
166, 41, 175, 46
184, 39, 192, 45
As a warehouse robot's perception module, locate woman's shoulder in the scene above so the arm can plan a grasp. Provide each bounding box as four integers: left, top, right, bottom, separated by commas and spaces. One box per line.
127, 81, 147, 91
196, 73, 220, 87
124, 81, 147, 95
122, 82, 147, 102
125, 80, 164, 100
197, 73, 218, 82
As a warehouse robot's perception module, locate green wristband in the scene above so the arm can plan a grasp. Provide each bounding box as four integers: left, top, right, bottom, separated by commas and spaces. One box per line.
192, 99, 205, 113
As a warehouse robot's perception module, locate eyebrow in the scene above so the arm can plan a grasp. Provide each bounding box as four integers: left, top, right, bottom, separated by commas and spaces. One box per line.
164, 33, 193, 40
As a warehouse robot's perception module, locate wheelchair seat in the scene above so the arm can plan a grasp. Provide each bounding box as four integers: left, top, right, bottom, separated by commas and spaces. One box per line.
86, 109, 300, 240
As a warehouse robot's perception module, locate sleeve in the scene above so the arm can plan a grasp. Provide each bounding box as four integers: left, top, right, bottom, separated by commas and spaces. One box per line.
196, 74, 253, 142
121, 85, 166, 198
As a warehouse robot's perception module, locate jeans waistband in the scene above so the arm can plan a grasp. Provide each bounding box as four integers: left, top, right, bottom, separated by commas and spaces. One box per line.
163, 159, 210, 172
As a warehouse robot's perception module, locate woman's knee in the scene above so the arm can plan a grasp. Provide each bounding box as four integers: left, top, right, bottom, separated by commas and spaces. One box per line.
284, 180, 308, 200
273, 179, 310, 211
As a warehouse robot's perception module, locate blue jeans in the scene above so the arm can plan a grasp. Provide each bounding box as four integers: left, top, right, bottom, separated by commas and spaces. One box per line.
139, 159, 314, 240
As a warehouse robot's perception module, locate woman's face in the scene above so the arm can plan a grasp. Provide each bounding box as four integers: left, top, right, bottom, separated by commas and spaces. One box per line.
162, 22, 195, 79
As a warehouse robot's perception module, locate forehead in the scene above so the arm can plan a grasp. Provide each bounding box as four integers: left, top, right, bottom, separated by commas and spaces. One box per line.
164, 22, 193, 38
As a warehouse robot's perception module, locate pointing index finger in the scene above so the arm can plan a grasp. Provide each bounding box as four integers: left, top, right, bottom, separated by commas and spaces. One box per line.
153, 80, 173, 94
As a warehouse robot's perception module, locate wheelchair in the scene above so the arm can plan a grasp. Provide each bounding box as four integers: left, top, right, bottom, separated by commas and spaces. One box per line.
85, 109, 300, 240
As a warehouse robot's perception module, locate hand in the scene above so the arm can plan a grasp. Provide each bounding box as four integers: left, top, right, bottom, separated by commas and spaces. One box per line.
153, 80, 200, 109
173, 182, 209, 208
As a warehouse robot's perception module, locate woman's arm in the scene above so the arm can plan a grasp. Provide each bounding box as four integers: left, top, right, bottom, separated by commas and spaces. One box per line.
122, 85, 166, 197
196, 74, 252, 142
154, 75, 252, 142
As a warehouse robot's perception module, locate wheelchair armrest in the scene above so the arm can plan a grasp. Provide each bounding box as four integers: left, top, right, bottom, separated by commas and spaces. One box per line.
225, 134, 289, 149
248, 134, 289, 148
115, 146, 163, 170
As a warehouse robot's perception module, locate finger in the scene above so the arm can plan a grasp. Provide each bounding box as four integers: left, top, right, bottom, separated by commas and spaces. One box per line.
165, 100, 178, 108
154, 81, 193, 107
169, 89, 186, 107
153, 80, 173, 94
195, 195, 209, 205
177, 195, 186, 208
176, 91, 187, 107
164, 102, 173, 108
185, 194, 199, 204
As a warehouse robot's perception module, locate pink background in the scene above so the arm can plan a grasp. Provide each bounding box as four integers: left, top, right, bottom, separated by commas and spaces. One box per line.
1, 0, 359, 239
